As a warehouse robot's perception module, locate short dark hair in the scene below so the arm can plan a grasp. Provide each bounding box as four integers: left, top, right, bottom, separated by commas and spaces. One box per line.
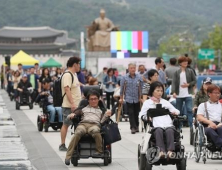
148, 69, 159, 81
148, 81, 164, 97
155, 57, 163, 65
35, 63, 39, 66
87, 90, 100, 100
170, 58, 177, 65
66, 56, 81, 68
42, 78, 50, 84
103, 67, 108, 71
207, 84, 220, 94
18, 63, 22, 66
30, 67, 34, 69
107, 68, 113, 74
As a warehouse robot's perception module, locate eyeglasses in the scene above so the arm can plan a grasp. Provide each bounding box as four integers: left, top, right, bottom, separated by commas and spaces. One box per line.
211, 92, 221, 95
89, 97, 98, 101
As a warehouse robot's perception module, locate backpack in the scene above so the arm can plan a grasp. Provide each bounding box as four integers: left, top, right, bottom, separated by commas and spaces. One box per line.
53, 71, 74, 107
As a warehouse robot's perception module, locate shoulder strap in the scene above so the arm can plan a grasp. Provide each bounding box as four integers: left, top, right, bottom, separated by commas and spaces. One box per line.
204, 102, 209, 120
61, 71, 74, 99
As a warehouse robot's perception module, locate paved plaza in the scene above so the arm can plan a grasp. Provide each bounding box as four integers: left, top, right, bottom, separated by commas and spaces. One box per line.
0, 89, 221, 170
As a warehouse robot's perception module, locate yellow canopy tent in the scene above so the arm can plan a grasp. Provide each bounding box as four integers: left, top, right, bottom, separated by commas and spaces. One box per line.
5, 50, 39, 65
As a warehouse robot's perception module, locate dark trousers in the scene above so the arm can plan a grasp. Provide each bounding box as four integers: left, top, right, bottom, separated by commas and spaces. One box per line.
1, 80, 4, 89
105, 91, 114, 109
176, 97, 193, 128
205, 125, 222, 147
126, 102, 140, 129
154, 127, 175, 152
31, 89, 38, 103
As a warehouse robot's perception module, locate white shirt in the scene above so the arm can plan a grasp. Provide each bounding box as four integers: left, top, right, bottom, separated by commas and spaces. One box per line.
177, 71, 190, 98
139, 98, 180, 128
197, 101, 222, 122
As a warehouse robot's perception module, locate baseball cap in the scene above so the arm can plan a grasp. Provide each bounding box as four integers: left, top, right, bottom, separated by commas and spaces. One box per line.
22, 74, 27, 77
203, 77, 212, 84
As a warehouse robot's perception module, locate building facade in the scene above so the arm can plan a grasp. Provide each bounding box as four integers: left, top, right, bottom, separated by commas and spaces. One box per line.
0, 26, 77, 67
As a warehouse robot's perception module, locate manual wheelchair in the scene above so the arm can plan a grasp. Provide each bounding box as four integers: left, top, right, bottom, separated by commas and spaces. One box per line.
193, 121, 222, 164
37, 98, 63, 132
15, 87, 33, 110
138, 106, 187, 170
70, 86, 112, 166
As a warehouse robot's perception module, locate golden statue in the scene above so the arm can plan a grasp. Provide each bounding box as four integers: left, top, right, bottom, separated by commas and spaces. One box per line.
86, 9, 119, 51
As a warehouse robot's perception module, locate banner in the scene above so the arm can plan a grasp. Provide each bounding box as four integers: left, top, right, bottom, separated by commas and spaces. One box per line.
98, 58, 156, 76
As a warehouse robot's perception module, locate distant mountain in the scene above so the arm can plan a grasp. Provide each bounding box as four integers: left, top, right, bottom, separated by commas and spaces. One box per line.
0, 0, 221, 49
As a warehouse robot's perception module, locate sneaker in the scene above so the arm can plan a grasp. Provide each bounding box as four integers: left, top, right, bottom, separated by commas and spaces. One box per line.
93, 152, 104, 157
59, 144, 67, 151
131, 128, 136, 134
65, 159, 70, 165
136, 127, 139, 132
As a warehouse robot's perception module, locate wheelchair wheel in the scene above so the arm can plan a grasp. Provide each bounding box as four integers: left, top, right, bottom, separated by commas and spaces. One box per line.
71, 156, 78, 166
104, 151, 109, 166
190, 127, 194, 145
16, 102, 20, 110
145, 161, 152, 170
37, 116, 43, 131
194, 128, 203, 163
107, 145, 112, 164
29, 103, 33, 110
139, 153, 146, 170
176, 157, 186, 170
138, 144, 141, 168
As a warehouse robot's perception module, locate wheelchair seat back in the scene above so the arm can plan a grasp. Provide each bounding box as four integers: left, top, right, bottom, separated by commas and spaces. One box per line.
83, 85, 101, 97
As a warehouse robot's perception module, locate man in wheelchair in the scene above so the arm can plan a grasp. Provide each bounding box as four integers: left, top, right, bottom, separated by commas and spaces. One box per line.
17, 74, 32, 102
196, 84, 222, 149
36, 78, 63, 123
139, 82, 181, 158
65, 90, 112, 165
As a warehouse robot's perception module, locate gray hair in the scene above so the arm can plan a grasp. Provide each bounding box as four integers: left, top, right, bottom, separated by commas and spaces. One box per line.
128, 63, 136, 67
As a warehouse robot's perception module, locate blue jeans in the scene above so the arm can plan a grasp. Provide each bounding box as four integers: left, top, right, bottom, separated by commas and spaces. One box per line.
176, 97, 193, 128
47, 105, 63, 123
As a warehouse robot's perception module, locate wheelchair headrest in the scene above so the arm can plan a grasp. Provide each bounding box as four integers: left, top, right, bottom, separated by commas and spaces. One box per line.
83, 85, 100, 97
147, 108, 171, 118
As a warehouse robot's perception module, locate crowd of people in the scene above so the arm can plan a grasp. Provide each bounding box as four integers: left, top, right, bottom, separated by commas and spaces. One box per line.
1, 54, 222, 166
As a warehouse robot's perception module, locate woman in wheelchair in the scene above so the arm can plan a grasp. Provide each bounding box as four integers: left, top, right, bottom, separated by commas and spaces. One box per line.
196, 84, 222, 149
65, 90, 112, 165
36, 78, 63, 123
139, 81, 180, 158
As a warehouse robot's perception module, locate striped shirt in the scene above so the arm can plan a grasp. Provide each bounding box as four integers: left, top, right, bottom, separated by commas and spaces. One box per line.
80, 105, 108, 124
120, 73, 143, 103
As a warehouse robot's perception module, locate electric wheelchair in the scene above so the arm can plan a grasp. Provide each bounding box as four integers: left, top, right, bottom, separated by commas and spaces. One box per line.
193, 121, 222, 164
15, 87, 33, 110
70, 85, 112, 166
36, 95, 63, 132
138, 105, 187, 170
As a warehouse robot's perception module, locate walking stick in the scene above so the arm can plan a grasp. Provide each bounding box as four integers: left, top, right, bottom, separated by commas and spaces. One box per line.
117, 81, 127, 124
